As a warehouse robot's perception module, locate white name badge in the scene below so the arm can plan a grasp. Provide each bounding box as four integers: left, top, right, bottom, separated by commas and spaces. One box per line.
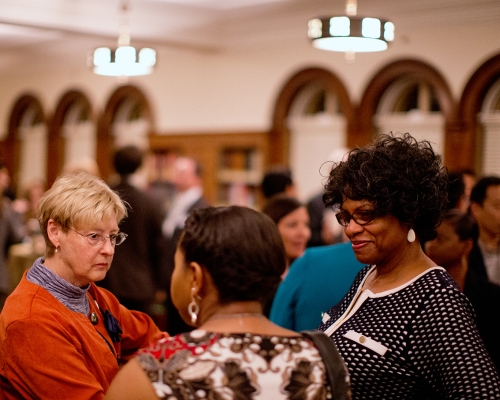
343, 330, 388, 356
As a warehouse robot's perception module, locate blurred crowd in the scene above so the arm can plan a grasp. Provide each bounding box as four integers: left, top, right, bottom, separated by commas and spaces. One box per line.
1, 134, 500, 399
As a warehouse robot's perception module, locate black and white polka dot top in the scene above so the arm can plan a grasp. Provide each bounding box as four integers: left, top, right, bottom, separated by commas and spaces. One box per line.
318, 265, 500, 399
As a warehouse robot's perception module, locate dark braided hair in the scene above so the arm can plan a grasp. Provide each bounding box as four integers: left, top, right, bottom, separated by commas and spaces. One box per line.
178, 206, 286, 306
323, 132, 448, 242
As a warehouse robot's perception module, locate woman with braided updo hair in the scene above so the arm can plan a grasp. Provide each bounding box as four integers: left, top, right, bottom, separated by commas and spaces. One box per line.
318, 133, 500, 399
106, 206, 350, 400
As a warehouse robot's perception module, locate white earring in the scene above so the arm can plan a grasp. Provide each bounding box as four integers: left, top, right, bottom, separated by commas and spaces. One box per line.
55, 246, 60, 253
188, 288, 200, 325
407, 228, 416, 243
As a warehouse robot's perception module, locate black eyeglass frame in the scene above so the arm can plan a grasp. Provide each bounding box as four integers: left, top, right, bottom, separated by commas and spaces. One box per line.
335, 209, 380, 227
67, 227, 128, 246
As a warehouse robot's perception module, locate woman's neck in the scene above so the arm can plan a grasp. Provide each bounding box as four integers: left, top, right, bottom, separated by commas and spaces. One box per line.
197, 301, 299, 337
444, 257, 468, 292
363, 245, 435, 293
198, 301, 263, 325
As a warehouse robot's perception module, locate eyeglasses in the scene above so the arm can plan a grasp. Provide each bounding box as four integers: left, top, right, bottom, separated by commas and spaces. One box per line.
68, 227, 128, 246
335, 209, 378, 227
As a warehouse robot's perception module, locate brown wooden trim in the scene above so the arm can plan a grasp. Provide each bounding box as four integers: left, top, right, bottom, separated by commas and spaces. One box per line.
457, 53, 500, 172
4, 94, 45, 194
149, 131, 269, 206
98, 85, 154, 180
270, 67, 354, 165
48, 89, 93, 187
359, 59, 455, 148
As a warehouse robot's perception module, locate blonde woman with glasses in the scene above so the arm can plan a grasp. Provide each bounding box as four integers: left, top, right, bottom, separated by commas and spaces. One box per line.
0, 172, 167, 400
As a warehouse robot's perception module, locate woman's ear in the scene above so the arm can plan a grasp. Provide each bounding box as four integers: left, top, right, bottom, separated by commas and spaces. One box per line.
189, 261, 204, 298
47, 219, 60, 248
190, 262, 217, 302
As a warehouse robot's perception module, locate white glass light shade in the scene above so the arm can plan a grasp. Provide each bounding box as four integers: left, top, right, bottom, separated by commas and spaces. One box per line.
139, 48, 156, 67
308, 16, 394, 53
93, 46, 156, 76
384, 22, 395, 41
93, 47, 112, 66
115, 46, 136, 64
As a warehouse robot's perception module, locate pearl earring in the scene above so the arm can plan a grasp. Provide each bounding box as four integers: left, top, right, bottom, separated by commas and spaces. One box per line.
407, 228, 416, 243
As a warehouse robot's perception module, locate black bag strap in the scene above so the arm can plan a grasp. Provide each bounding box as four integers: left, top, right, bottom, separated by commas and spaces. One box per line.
301, 329, 351, 400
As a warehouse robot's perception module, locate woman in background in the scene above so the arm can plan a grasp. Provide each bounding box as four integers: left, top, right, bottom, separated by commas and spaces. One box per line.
106, 206, 346, 400
262, 194, 311, 273
318, 133, 500, 399
0, 172, 166, 399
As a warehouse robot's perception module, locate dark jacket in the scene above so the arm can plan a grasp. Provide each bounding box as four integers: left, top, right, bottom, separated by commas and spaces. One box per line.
468, 241, 489, 282
464, 269, 500, 372
99, 181, 164, 312
161, 196, 210, 335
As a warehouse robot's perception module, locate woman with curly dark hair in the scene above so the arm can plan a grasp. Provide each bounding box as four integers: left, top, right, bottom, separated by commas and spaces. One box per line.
106, 206, 350, 400
318, 133, 500, 399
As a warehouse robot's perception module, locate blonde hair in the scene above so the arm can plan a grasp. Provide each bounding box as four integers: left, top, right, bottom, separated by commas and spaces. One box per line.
37, 172, 127, 257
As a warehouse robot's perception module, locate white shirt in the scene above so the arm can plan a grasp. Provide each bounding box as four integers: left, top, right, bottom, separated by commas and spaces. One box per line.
162, 186, 203, 238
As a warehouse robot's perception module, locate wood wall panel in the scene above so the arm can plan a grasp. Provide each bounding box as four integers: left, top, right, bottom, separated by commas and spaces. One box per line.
149, 131, 269, 207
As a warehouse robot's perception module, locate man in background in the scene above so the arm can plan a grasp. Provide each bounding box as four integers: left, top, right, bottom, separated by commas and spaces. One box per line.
99, 146, 165, 319
306, 147, 349, 247
260, 167, 296, 202
469, 175, 500, 285
447, 169, 477, 212
0, 162, 26, 310
161, 156, 209, 335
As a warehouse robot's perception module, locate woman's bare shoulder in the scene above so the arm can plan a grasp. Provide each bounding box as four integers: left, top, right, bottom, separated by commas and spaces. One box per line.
105, 358, 158, 400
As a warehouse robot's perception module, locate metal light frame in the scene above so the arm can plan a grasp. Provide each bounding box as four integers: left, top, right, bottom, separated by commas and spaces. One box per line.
308, 0, 394, 54
91, 0, 156, 77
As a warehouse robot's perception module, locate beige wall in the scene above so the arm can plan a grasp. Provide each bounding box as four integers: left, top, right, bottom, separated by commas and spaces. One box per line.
0, 19, 498, 138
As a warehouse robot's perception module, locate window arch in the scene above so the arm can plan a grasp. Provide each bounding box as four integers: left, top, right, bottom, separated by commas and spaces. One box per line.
270, 67, 354, 200
49, 89, 93, 185
270, 67, 355, 164
459, 53, 500, 174
6, 94, 46, 194
359, 59, 454, 160
98, 85, 154, 179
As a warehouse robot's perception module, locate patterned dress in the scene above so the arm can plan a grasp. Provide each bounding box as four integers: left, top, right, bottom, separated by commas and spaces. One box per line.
318, 265, 500, 399
136, 330, 332, 399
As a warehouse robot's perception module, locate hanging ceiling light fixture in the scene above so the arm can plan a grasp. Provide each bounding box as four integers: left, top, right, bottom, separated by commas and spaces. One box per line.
308, 0, 394, 55
91, 0, 156, 77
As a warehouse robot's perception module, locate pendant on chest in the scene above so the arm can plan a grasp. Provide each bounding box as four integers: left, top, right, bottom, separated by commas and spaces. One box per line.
90, 312, 99, 325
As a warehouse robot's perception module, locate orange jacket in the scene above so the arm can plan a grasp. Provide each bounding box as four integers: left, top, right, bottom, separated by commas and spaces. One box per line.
0, 272, 167, 399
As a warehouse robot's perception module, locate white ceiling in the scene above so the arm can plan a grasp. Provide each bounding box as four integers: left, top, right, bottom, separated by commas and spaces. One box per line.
0, 0, 499, 55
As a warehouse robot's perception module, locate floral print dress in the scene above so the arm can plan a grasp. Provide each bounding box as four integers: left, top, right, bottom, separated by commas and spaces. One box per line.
136, 330, 332, 399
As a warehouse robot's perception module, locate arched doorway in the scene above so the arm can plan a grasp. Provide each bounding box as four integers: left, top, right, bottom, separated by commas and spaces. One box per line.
459, 53, 500, 174
6, 94, 46, 194
49, 90, 94, 185
359, 59, 454, 163
270, 67, 354, 200
98, 85, 154, 180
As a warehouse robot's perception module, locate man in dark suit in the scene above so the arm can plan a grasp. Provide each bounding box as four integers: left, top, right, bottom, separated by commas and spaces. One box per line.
161, 156, 209, 335
425, 209, 500, 371
99, 145, 165, 318
469, 175, 500, 286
